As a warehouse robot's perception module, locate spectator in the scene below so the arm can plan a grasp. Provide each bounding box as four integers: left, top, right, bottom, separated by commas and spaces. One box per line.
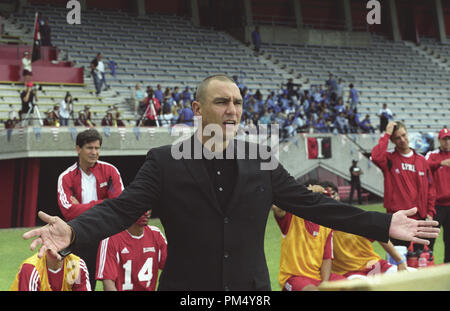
326, 73, 337, 97
44, 107, 59, 127
91, 53, 109, 95
20, 82, 38, 126
40, 17, 52, 47
178, 102, 194, 126
251, 26, 261, 56
101, 111, 114, 127
96, 211, 167, 291
22, 51, 32, 84
335, 112, 349, 134
282, 78, 301, 99
182, 86, 192, 105
75, 110, 88, 127
132, 83, 145, 117
59, 93, 73, 126
160, 103, 174, 127
142, 94, 161, 127
348, 84, 359, 111
172, 86, 181, 103
377, 103, 393, 133
336, 78, 344, 99
425, 128, 450, 263
359, 114, 375, 133
108, 60, 117, 80
111, 104, 125, 127
154, 84, 163, 103
83, 105, 95, 127
6, 104, 19, 129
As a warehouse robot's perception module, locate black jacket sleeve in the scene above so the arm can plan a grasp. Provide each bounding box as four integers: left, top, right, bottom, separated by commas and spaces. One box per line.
68, 150, 162, 249
271, 162, 391, 242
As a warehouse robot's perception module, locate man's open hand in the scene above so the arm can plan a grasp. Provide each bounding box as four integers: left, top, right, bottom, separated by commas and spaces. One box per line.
22, 211, 73, 260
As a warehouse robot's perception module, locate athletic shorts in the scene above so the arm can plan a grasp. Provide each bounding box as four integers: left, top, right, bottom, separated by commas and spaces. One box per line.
283, 273, 346, 291
343, 259, 392, 278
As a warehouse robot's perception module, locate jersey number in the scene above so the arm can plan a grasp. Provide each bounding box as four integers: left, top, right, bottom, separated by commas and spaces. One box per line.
122, 258, 153, 290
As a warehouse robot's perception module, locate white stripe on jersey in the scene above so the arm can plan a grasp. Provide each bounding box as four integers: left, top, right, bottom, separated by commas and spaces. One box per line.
148, 225, 167, 262
425, 148, 440, 160
57, 163, 78, 210
79, 259, 91, 291
29, 267, 39, 291
97, 237, 110, 279
97, 160, 125, 191
148, 225, 167, 244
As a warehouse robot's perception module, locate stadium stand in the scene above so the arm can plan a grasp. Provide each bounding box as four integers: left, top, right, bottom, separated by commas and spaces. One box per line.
1, 3, 449, 133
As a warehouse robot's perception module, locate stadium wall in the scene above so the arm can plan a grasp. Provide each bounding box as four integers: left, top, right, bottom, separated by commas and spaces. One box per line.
0, 127, 402, 228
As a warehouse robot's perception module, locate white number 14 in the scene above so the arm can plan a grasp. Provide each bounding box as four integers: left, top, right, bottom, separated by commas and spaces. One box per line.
122, 258, 153, 290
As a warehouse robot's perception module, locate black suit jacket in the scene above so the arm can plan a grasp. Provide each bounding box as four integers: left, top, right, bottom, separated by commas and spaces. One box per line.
68, 136, 391, 291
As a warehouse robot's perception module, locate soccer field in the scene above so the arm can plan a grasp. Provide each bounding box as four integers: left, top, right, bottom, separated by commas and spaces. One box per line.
0, 203, 444, 291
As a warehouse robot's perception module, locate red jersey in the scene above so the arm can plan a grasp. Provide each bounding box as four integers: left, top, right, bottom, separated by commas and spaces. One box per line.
275, 212, 333, 286
425, 148, 450, 206
96, 225, 167, 291
371, 133, 436, 219
57, 160, 124, 221
11, 254, 90, 291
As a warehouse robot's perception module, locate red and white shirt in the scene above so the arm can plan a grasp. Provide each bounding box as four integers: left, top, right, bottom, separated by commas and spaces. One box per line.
96, 225, 167, 291
371, 133, 436, 219
425, 148, 450, 206
57, 160, 124, 221
11, 254, 90, 291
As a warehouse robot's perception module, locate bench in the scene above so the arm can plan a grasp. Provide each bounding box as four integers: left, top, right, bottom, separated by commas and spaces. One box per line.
338, 185, 369, 205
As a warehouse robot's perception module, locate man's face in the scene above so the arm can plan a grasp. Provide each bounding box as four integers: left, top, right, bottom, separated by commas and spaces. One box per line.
391, 127, 410, 152
76, 140, 101, 168
440, 137, 450, 152
194, 80, 243, 140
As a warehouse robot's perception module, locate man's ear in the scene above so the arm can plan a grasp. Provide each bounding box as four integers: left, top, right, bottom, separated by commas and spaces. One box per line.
192, 101, 201, 116
75, 145, 81, 155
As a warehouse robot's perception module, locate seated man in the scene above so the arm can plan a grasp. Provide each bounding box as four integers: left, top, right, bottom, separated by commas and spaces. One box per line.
96, 211, 167, 291
273, 182, 346, 291
11, 251, 90, 291
318, 181, 410, 278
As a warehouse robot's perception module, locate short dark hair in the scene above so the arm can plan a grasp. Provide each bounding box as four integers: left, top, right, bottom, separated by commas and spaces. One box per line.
392, 121, 407, 137
195, 74, 236, 103
76, 129, 102, 148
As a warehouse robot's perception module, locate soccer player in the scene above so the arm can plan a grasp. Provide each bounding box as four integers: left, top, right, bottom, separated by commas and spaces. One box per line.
57, 128, 124, 289
318, 181, 408, 278
425, 127, 450, 262
371, 121, 436, 251
96, 211, 167, 291
10, 252, 90, 291
274, 183, 346, 291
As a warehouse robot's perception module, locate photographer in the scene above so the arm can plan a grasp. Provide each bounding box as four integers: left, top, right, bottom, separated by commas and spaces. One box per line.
60, 92, 75, 126
20, 82, 39, 126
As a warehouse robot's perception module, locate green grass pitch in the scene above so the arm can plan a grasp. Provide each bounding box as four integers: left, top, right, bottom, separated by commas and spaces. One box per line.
0, 203, 444, 291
